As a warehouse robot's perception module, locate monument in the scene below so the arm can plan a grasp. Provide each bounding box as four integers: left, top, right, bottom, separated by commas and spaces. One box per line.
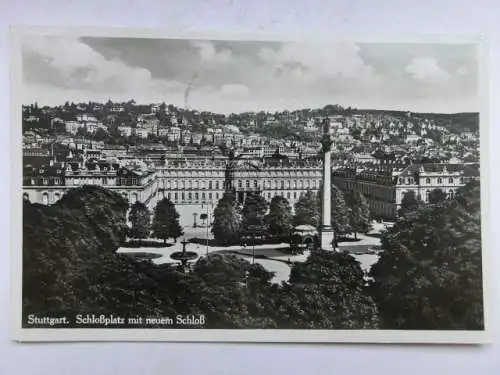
320, 119, 336, 251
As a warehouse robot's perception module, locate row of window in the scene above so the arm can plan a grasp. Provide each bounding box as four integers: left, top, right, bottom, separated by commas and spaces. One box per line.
159, 179, 322, 190
27, 178, 63, 186
399, 176, 465, 185
165, 190, 303, 203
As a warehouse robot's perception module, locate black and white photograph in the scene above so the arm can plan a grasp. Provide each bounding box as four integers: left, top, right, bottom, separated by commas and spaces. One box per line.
11, 27, 489, 343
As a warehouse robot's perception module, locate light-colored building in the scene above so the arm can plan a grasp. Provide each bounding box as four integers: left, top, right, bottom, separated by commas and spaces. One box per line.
332, 163, 480, 220
23, 158, 159, 210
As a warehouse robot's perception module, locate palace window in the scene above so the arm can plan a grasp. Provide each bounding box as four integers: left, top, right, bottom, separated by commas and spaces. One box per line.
187, 181, 191, 189
449, 177, 454, 183
103, 178, 107, 185
280, 180, 284, 189
188, 192, 192, 200
195, 192, 199, 201
246, 180, 250, 188
181, 192, 185, 201
293, 192, 297, 199
287, 192, 291, 199
209, 181, 213, 189
254, 180, 258, 188
201, 192, 205, 201
216, 192, 219, 199
459, 177, 464, 184
438, 177, 443, 184
426, 177, 431, 184
208, 192, 212, 199
448, 189, 454, 199
238, 180, 242, 189
175, 192, 178, 201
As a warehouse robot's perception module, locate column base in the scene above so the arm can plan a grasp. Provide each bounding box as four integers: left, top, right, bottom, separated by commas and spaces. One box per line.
319, 226, 336, 251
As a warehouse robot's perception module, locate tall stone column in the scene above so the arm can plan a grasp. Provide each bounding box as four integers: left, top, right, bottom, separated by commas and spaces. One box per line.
320, 119, 336, 251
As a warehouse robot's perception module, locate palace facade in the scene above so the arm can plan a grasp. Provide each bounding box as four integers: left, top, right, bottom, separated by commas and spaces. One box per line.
332, 163, 480, 220
22, 155, 323, 226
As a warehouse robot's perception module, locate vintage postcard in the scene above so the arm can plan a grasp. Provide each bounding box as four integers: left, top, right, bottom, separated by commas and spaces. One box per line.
10, 26, 490, 343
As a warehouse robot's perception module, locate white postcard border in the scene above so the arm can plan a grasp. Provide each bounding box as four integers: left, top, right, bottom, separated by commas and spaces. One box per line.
10, 25, 492, 344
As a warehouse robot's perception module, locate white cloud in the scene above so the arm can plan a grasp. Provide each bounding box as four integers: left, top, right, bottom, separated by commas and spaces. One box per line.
405, 57, 450, 83
258, 41, 375, 80
191, 41, 232, 64
22, 35, 186, 105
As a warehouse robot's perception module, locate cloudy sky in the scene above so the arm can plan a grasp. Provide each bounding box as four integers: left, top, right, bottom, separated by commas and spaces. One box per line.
21, 35, 479, 114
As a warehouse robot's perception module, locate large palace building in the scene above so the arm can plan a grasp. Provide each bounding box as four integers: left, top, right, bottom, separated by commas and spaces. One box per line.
22, 153, 323, 226
23, 146, 479, 225
332, 162, 480, 220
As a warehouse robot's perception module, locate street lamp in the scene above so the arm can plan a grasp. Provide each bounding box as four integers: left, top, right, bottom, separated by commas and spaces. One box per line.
247, 224, 262, 265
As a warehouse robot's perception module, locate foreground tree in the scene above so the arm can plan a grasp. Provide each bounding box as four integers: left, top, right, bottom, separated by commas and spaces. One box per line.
293, 190, 320, 227
398, 190, 420, 216
212, 191, 242, 245
330, 188, 352, 239
241, 193, 268, 231
152, 198, 183, 244
344, 190, 371, 239
276, 251, 379, 329
128, 202, 151, 242
369, 181, 483, 330
265, 196, 293, 238
428, 188, 448, 204
178, 253, 278, 328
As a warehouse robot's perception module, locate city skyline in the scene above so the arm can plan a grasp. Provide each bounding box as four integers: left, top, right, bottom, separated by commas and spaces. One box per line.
22, 35, 479, 114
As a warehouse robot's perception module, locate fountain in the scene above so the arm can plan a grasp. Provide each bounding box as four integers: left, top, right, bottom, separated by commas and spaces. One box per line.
170, 238, 198, 272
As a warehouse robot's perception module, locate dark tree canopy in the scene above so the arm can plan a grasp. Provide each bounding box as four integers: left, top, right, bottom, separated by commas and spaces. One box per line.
212, 191, 242, 245
293, 190, 320, 227
428, 188, 448, 204
265, 196, 293, 238
279, 251, 379, 329
152, 198, 183, 243
344, 190, 371, 239
398, 190, 421, 216
128, 201, 151, 240
330, 188, 352, 238
369, 181, 483, 330
241, 193, 269, 234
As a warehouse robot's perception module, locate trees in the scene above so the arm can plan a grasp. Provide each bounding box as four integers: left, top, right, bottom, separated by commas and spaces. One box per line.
179, 253, 278, 328
152, 198, 183, 244
398, 190, 420, 216
265, 196, 293, 238
93, 127, 108, 142
212, 191, 242, 246
369, 181, 483, 330
428, 188, 447, 204
241, 193, 268, 234
293, 190, 320, 227
344, 190, 371, 240
128, 202, 151, 242
277, 251, 379, 329
330, 188, 352, 239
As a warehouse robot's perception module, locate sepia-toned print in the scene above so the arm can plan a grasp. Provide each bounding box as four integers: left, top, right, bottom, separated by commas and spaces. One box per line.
11, 27, 489, 343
